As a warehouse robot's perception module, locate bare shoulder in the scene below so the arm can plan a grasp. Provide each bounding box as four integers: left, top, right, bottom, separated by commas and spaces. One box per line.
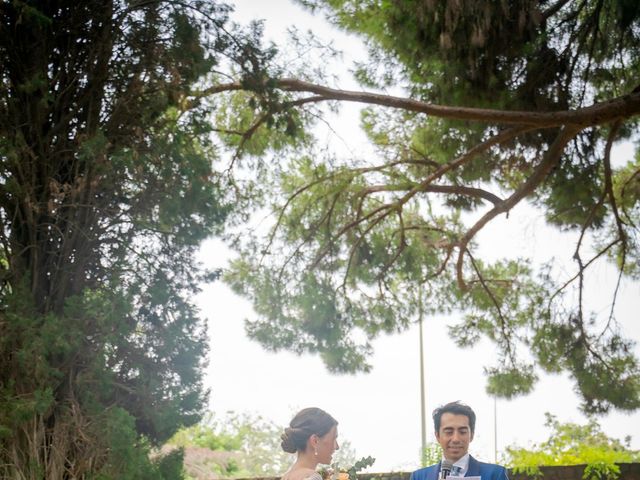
282, 468, 321, 480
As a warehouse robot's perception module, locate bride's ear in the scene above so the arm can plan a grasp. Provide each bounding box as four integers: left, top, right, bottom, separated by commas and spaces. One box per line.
309, 434, 319, 451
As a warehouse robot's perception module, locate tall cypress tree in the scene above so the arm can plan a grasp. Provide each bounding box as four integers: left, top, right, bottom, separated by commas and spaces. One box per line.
0, 1, 242, 477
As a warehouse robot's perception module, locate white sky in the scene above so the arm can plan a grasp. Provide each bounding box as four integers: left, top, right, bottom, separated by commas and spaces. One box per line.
195, 0, 640, 473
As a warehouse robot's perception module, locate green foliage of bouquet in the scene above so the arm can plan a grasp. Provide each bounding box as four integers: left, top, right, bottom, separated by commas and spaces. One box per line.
321, 456, 376, 480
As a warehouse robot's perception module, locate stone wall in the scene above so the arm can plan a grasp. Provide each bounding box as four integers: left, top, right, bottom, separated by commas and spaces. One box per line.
510, 464, 640, 480
239, 463, 640, 480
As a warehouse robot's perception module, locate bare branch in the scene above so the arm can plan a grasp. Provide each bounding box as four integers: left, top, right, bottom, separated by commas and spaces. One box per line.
468, 251, 517, 366
409, 126, 536, 194
313, 200, 393, 269
361, 183, 503, 205
456, 126, 580, 291
375, 209, 408, 282
188, 81, 244, 104
620, 168, 640, 229
225, 111, 271, 172
602, 121, 626, 327
547, 237, 622, 311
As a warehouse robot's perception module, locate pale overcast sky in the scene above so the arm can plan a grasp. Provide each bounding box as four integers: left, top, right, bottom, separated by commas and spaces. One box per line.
196, 0, 640, 472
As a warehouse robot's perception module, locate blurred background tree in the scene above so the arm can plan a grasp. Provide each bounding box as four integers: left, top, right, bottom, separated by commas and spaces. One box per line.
166, 411, 357, 479
421, 442, 443, 468
506, 413, 640, 480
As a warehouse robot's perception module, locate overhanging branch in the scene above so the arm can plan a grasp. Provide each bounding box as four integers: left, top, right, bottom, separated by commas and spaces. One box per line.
192, 79, 640, 127
276, 78, 640, 127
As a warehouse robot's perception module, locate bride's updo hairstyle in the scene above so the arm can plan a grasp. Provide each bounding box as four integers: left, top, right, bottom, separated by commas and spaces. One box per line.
281, 407, 337, 453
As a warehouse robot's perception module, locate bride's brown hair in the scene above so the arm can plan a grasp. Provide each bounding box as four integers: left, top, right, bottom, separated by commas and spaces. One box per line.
280, 407, 338, 453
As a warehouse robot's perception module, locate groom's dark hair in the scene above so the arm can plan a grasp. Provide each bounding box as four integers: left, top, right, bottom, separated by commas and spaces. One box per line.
433, 401, 476, 434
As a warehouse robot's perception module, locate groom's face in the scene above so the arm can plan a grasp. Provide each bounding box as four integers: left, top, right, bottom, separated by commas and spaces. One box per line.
435, 413, 474, 462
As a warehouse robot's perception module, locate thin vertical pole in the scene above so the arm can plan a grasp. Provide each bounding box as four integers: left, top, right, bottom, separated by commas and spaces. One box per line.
419, 287, 427, 466
493, 396, 498, 463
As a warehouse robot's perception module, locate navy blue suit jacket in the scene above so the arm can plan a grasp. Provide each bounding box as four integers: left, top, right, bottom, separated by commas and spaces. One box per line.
411, 456, 508, 480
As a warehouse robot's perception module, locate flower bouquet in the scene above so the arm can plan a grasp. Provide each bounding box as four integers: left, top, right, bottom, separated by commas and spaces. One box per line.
320, 456, 376, 480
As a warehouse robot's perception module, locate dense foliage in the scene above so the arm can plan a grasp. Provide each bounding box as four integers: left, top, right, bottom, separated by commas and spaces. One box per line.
225, 0, 640, 413
506, 413, 640, 480
0, 1, 258, 477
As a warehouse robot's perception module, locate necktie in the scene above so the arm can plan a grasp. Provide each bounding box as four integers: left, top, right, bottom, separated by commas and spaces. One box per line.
450, 466, 463, 477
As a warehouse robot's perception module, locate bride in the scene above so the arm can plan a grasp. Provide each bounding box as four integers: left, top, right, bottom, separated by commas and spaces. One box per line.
280, 407, 340, 480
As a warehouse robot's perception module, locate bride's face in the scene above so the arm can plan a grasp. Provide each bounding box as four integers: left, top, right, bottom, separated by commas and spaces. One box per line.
315, 425, 339, 464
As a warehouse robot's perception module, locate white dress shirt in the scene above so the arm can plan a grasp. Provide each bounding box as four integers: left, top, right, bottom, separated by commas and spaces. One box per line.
444, 453, 469, 477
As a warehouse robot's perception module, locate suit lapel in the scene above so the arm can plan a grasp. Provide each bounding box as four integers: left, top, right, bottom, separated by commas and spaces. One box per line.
466, 455, 480, 477
428, 464, 440, 480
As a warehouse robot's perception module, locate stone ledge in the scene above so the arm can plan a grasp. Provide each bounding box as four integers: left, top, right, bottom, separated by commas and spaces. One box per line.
234, 463, 640, 480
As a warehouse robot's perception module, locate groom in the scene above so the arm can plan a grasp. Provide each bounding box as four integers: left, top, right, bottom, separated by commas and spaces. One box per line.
411, 401, 508, 480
